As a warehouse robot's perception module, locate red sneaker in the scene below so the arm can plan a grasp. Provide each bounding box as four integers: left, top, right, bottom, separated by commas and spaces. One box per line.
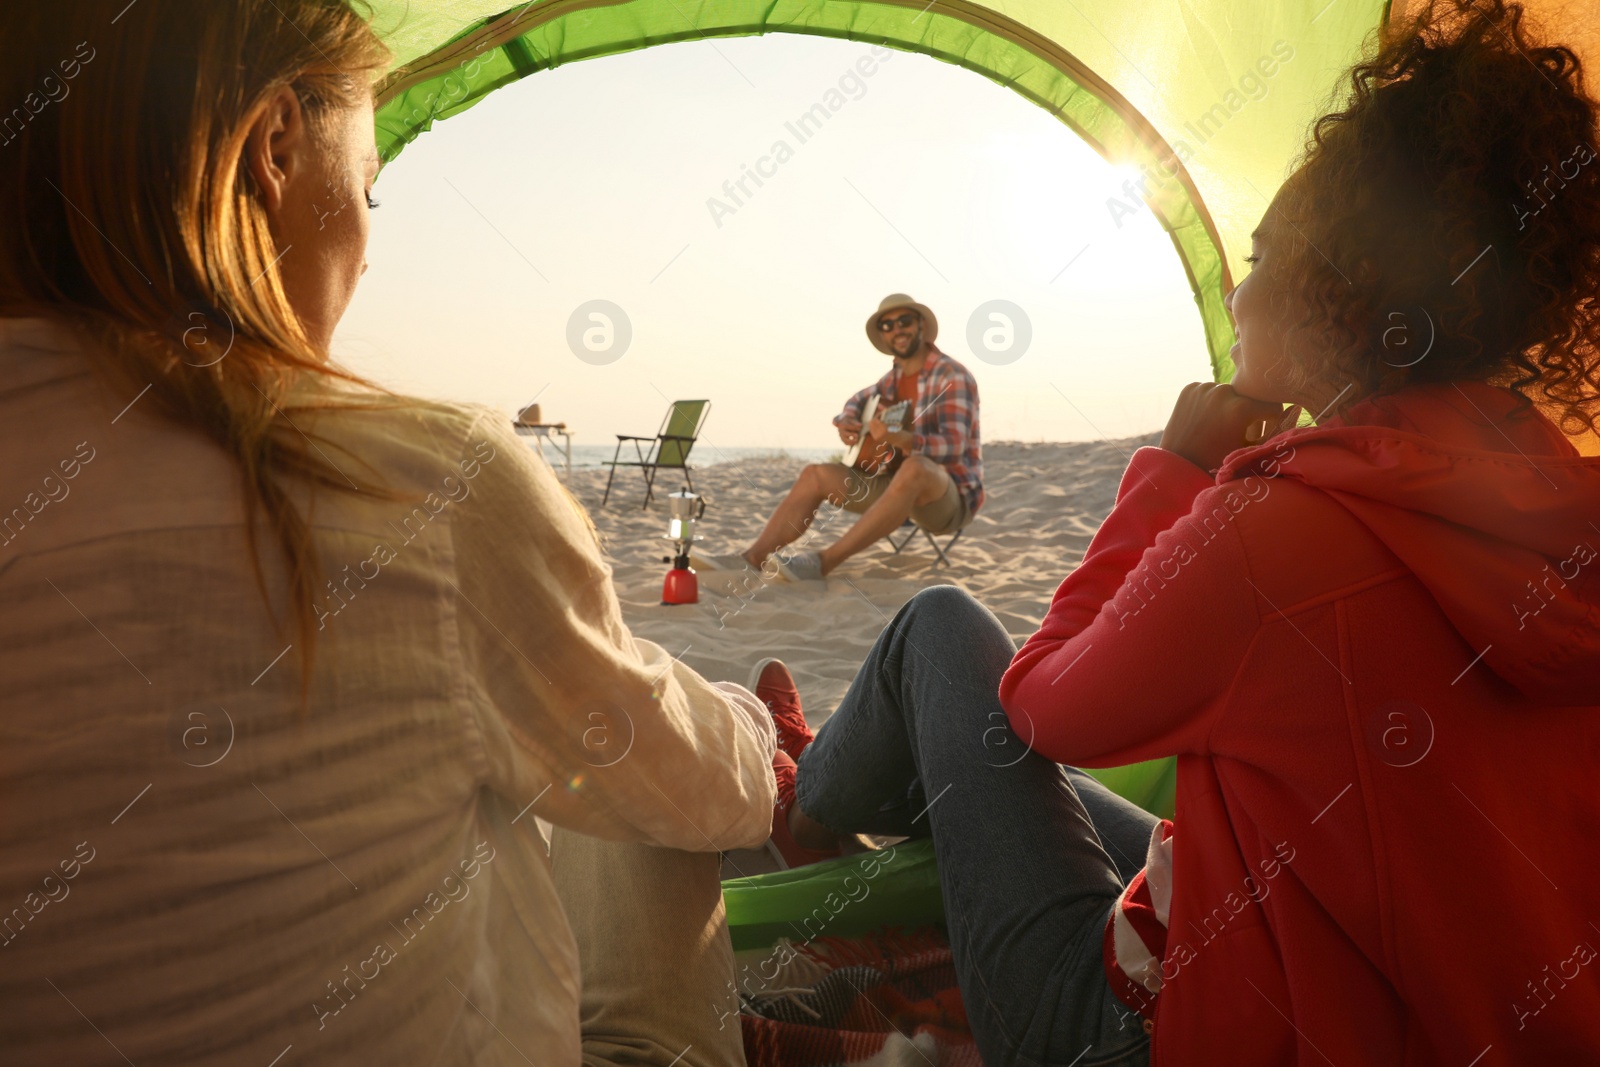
748, 657, 814, 762
768, 750, 841, 868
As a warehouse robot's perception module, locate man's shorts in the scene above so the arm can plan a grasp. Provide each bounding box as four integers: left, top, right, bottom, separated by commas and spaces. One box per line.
832, 462, 973, 536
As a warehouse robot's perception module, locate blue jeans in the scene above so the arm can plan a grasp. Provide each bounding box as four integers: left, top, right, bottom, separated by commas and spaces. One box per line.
794, 586, 1156, 1067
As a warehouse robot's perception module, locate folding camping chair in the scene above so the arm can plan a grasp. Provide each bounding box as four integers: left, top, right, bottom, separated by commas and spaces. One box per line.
886, 519, 965, 566
601, 399, 711, 508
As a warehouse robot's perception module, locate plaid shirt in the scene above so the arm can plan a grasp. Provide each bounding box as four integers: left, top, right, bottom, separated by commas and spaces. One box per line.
833, 345, 985, 515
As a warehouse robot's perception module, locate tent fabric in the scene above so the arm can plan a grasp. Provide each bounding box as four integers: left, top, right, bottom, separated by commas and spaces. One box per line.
359, 1, 1600, 845
365, 0, 1600, 381
365, 0, 1397, 383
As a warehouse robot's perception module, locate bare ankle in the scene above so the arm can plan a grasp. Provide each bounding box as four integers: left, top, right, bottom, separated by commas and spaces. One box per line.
787, 804, 840, 851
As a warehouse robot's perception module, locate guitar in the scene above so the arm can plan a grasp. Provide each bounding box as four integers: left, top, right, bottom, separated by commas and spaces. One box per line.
842, 394, 912, 473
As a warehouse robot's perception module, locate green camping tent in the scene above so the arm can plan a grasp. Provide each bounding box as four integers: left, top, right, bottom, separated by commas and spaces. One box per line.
356, 0, 1600, 816
358, 0, 1600, 941
361, 0, 1598, 384
365, 0, 1401, 385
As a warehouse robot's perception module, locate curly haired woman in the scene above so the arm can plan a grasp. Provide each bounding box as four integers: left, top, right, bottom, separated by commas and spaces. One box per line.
772, 1, 1600, 1062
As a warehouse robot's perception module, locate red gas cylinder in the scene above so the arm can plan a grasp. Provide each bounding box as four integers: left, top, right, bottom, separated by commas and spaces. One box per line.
661, 555, 698, 605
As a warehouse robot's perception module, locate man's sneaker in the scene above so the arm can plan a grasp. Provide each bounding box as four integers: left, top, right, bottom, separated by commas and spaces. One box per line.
748, 657, 814, 762
689, 550, 756, 573
776, 551, 824, 582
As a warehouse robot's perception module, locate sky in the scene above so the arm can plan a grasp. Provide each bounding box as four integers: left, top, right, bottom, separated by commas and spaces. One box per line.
334, 32, 1212, 451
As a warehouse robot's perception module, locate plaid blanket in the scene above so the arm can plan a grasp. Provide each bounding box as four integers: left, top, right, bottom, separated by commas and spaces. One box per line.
741, 927, 979, 1067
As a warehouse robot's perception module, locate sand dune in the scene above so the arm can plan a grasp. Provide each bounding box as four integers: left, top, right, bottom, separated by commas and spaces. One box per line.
565, 435, 1161, 726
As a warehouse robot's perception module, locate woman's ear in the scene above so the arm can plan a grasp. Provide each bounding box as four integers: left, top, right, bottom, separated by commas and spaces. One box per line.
245, 86, 309, 216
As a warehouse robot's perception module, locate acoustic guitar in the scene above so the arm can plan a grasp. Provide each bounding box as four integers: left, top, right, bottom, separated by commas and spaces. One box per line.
842, 394, 909, 474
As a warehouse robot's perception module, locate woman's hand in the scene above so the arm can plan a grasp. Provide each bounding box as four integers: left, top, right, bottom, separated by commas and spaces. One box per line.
1159, 383, 1302, 471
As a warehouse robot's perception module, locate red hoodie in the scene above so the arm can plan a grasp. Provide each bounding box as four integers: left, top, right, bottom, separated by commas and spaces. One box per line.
998, 380, 1600, 1065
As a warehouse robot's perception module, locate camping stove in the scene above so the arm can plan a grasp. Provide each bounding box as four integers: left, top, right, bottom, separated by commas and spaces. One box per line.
660, 490, 705, 605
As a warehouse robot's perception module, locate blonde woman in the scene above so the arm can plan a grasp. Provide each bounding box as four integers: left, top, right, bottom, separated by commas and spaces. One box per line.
0, 3, 774, 1065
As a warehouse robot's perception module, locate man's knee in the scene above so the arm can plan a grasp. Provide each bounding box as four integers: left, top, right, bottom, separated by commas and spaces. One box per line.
799, 462, 841, 494
891, 455, 945, 493
893, 454, 939, 481
805, 462, 859, 504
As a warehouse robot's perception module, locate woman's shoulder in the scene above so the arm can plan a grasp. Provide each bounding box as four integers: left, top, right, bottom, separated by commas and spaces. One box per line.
286, 373, 514, 479
1196, 467, 1406, 612
274, 375, 550, 542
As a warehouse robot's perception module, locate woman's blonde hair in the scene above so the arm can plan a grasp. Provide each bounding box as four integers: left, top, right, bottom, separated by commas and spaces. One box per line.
0, 0, 407, 710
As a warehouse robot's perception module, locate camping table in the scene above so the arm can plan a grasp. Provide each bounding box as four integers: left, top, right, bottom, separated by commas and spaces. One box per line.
514, 422, 573, 476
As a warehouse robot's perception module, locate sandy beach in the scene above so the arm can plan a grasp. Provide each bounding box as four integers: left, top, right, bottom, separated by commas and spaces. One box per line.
564, 435, 1160, 731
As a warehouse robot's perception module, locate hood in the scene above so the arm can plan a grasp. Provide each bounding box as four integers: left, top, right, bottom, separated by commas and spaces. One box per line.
1217, 381, 1600, 705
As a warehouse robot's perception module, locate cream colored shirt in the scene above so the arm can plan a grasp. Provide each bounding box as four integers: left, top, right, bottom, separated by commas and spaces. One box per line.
0, 318, 777, 1065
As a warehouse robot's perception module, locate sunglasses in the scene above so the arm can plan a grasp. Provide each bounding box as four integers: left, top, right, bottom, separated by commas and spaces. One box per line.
876, 312, 919, 333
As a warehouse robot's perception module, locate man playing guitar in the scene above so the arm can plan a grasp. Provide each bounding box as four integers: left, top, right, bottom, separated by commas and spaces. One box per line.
704, 294, 984, 581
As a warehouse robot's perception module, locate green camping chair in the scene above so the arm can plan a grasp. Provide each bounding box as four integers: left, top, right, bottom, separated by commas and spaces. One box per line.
601, 399, 711, 508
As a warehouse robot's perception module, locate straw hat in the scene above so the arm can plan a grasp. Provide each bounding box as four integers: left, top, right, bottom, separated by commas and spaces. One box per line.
865, 293, 938, 354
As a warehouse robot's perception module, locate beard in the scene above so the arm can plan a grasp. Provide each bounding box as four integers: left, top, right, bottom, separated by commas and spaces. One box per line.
890, 326, 923, 359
